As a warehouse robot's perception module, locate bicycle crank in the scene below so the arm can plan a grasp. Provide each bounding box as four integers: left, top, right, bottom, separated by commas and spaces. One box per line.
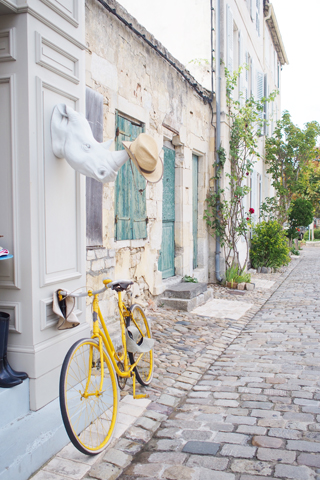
116, 361, 127, 390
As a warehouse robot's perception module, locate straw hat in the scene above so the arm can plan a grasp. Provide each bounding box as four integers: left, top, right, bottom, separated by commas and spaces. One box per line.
122, 133, 163, 183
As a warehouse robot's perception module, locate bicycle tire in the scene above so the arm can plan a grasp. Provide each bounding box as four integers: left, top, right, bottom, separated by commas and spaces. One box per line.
128, 305, 154, 386
59, 338, 119, 455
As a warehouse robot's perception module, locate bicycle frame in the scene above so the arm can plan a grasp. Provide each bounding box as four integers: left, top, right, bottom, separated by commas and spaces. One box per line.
89, 288, 146, 399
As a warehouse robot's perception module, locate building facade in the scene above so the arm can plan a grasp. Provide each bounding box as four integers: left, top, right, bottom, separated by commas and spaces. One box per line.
85, 0, 215, 331
0, 0, 287, 478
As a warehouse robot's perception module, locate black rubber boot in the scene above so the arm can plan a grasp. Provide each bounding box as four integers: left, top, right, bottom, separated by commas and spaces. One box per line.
1, 312, 28, 381
0, 312, 23, 388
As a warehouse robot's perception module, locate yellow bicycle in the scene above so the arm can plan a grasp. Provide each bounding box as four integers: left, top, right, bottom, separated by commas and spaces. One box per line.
58, 279, 154, 455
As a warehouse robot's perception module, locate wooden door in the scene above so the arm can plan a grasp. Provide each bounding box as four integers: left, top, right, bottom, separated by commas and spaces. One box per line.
159, 146, 175, 278
192, 154, 198, 269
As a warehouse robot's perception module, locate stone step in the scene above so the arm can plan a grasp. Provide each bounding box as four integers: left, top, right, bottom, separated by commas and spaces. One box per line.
0, 391, 69, 480
161, 288, 213, 312
163, 282, 207, 299
0, 378, 29, 429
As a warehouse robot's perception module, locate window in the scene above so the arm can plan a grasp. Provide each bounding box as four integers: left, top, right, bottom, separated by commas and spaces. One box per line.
264, 74, 269, 136
256, 0, 261, 36
114, 114, 147, 240
257, 71, 264, 121
226, 4, 233, 73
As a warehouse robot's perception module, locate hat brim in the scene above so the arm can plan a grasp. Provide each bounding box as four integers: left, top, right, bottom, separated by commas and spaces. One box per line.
123, 141, 164, 184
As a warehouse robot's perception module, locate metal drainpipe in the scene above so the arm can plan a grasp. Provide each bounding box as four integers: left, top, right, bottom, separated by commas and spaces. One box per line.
212, 0, 223, 282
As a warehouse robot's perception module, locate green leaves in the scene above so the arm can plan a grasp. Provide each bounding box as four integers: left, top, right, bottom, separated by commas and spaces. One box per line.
204, 66, 278, 270
265, 111, 320, 223
250, 220, 290, 269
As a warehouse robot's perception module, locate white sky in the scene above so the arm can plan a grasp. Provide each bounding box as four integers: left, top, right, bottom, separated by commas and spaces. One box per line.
271, 0, 320, 129
117, 0, 319, 130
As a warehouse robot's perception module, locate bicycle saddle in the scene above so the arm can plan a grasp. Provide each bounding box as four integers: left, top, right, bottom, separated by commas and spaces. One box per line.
108, 280, 133, 292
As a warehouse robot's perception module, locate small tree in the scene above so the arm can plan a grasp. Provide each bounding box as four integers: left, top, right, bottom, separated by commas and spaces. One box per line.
287, 197, 314, 240
263, 112, 320, 223
204, 66, 277, 272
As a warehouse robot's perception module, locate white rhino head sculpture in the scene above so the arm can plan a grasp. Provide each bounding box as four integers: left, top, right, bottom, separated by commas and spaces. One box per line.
51, 104, 128, 183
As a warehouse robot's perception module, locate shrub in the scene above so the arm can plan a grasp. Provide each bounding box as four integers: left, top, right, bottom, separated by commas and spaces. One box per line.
250, 220, 290, 269
304, 229, 320, 240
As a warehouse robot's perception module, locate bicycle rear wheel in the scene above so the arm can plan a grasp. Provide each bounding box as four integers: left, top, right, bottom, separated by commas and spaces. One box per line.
128, 305, 154, 386
60, 338, 118, 455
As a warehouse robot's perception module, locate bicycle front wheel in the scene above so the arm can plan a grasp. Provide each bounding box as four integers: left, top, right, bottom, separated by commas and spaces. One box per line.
60, 338, 119, 455
128, 305, 154, 386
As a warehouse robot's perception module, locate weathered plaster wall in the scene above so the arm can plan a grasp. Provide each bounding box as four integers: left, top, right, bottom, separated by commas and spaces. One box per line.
85, 0, 214, 323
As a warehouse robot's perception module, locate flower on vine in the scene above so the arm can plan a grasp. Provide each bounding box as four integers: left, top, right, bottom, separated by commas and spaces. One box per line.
246, 172, 249, 176
246, 217, 250, 221
249, 208, 255, 214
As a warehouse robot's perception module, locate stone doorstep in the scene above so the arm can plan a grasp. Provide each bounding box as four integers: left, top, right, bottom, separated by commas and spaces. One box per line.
161, 289, 213, 312
163, 282, 207, 299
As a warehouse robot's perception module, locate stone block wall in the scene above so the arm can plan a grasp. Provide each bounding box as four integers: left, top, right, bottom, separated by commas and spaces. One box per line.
85, 0, 214, 321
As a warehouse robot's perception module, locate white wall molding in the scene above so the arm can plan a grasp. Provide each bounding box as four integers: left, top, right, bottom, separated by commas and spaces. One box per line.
8, 322, 88, 355
16, 6, 86, 51
35, 77, 82, 287
35, 32, 79, 84
0, 301, 21, 333
0, 74, 20, 290
39, 0, 79, 28
0, 28, 16, 62
0, 0, 17, 13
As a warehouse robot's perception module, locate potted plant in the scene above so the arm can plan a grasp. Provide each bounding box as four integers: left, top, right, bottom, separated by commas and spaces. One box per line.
225, 264, 239, 289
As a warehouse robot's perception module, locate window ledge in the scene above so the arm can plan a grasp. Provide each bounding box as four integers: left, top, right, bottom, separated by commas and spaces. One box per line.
115, 238, 147, 249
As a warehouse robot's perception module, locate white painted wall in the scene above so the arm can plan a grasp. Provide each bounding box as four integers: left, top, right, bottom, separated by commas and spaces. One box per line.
0, 0, 87, 411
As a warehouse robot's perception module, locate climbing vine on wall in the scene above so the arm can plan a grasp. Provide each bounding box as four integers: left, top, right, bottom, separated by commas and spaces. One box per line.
204, 66, 278, 272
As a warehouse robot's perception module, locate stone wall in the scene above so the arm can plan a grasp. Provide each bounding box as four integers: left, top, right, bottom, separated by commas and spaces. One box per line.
85, 0, 214, 323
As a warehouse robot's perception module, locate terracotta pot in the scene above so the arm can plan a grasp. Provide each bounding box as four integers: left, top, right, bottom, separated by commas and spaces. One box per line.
226, 282, 238, 289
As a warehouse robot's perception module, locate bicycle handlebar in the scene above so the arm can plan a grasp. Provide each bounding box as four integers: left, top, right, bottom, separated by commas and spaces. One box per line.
58, 278, 133, 298
58, 286, 107, 298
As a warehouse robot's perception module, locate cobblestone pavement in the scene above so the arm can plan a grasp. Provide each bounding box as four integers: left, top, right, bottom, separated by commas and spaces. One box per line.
33, 248, 320, 480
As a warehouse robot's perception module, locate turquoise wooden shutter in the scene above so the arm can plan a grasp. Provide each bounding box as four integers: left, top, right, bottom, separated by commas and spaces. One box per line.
131, 123, 147, 239
159, 146, 175, 278
192, 155, 198, 269
115, 115, 132, 240
115, 115, 146, 240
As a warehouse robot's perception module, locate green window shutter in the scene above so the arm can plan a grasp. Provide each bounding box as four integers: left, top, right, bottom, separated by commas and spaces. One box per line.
115, 114, 132, 240
115, 115, 146, 240
131, 123, 147, 239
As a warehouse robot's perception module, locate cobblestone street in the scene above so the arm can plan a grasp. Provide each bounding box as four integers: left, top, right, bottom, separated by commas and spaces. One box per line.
33, 247, 320, 480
